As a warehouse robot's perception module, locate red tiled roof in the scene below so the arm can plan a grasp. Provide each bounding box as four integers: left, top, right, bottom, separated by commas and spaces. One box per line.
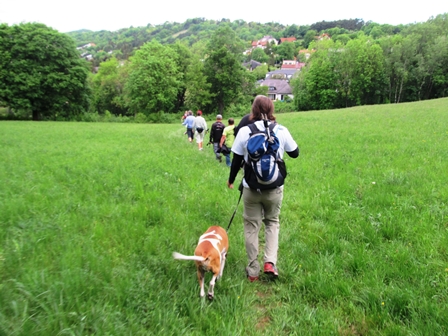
281, 62, 306, 70
280, 37, 296, 43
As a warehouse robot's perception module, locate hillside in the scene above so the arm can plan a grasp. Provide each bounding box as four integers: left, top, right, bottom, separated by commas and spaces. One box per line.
67, 17, 384, 65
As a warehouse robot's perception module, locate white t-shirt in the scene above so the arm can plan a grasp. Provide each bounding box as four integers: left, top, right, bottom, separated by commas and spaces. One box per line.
232, 120, 298, 161
193, 116, 207, 131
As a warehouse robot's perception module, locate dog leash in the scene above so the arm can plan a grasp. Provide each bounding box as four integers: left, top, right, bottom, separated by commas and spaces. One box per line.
226, 183, 243, 232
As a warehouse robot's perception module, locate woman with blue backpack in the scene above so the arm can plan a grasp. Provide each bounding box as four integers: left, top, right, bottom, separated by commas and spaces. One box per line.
226, 95, 299, 282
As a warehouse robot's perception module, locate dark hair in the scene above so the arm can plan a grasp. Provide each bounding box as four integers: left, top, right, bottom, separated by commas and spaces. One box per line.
250, 95, 275, 121
228, 118, 234, 125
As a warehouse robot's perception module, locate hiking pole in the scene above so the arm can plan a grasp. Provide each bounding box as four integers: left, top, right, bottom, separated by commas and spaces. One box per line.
226, 182, 243, 232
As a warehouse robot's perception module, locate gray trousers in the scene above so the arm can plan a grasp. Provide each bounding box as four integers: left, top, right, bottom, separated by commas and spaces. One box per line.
213, 142, 221, 160
243, 186, 284, 277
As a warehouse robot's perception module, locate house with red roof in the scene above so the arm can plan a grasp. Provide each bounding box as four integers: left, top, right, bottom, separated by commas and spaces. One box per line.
318, 33, 331, 40
281, 60, 306, 70
280, 37, 296, 44
251, 35, 278, 49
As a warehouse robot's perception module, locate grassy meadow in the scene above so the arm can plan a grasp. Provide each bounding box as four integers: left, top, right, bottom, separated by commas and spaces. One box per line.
1, 98, 448, 335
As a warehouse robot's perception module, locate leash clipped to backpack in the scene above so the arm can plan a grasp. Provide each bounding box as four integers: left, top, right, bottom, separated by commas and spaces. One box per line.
226, 182, 243, 232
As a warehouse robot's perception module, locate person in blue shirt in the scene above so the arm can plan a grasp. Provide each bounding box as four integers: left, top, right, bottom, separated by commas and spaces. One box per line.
182, 111, 195, 143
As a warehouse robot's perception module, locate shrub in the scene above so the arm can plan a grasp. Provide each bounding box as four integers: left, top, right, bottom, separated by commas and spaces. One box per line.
146, 111, 179, 124
274, 100, 295, 113
134, 113, 148, 123
225, 102, 252, 118
80, 112, 101, 122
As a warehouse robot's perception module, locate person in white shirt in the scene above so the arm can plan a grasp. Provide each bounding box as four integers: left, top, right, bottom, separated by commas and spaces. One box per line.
227, 95, 299, 282
192, 110, 208, 150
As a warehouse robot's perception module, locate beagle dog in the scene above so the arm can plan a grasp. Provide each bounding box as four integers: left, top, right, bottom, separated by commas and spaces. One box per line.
173, 226, 228, 299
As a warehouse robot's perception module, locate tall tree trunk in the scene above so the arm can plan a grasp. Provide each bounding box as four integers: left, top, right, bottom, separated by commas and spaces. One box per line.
32, 110, 41, 121
397, 77, 404, 103
218, 101, 224, 115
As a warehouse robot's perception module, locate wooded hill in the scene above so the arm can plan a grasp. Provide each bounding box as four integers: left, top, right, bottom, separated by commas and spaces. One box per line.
67, 18, 388, 65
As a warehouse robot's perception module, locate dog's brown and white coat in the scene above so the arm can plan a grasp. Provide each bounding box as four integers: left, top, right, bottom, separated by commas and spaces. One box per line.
173, 226, 228, 299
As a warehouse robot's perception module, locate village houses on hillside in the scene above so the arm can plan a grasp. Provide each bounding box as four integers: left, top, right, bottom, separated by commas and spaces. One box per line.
246, 34, 328, 101
245, 36, 303, 101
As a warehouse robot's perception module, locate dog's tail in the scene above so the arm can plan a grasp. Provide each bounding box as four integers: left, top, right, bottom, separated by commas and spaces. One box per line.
172, 252, 205, 261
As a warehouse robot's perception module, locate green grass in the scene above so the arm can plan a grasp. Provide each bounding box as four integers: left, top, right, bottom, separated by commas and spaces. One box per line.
1, 98, 448, 335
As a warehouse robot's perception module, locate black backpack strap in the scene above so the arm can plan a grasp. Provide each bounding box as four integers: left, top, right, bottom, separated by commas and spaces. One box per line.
247, 123, 258, 135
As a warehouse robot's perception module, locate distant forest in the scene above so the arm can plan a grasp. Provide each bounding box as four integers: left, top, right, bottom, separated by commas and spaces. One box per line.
67, 18, 382, 66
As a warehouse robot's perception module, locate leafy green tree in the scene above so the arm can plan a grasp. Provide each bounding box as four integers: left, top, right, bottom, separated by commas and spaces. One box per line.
168, 41, 194, 111
263, 41, 276, 66
251, 48, 269, 63
275, 41, 296, 61
297, 25, 311, 38
184, 55, 213, 111
303, 30, 318, 49
255, 85, 269, 96
0, 23, 90, 120
90, 57, 128, 115
252, 64, 269, 80
292, 47, 338, 111
333, 37, 386, 106
125, 40, 181, 115
380, 34, 418, 103
284, 24, 299, 37
369, 26, 385, 39
396, 15, 448, 100
333, 34, 351, 45
203, 26, 246, 115
424, 35, 448, 98
240, 70, 257, 104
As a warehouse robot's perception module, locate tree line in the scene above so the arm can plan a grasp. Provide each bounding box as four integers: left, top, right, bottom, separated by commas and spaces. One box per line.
0, 14, 447, 121
0, 23, 255, 120
293, 14, 448, 110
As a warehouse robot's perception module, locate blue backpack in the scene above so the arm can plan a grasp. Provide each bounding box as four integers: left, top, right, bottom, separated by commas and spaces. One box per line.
245, 121, 286, 190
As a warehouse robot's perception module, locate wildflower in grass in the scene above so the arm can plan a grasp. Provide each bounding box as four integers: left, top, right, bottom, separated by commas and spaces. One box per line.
381, 302, 385, 306
372, 182, 376, 185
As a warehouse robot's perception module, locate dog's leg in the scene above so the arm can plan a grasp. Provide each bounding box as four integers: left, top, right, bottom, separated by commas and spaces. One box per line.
218, 252, 227, 279
197, 268, 205, 297
208, 274, 218, 300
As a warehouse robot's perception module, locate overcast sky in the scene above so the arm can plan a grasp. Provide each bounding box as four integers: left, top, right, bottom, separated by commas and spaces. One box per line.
1, 0, 446, 33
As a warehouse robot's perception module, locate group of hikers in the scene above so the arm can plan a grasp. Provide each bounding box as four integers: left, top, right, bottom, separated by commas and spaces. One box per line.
182, 110, 235, 166
181, 95, 299, 282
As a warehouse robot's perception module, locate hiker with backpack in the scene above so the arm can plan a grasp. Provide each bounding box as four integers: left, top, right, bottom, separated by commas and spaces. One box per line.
193, 110, 208, 151
209, 114, 225, 162
219, 118, 235, 167
226, 95, 299, 282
